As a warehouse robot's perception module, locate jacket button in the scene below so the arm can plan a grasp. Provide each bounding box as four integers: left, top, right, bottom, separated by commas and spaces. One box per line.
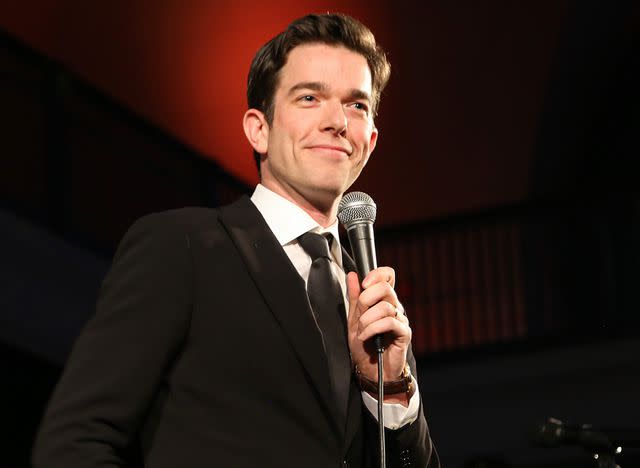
400, 448, 412, 467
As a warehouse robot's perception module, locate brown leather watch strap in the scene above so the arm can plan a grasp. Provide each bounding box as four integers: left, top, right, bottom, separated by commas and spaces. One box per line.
355, 363, 416, 399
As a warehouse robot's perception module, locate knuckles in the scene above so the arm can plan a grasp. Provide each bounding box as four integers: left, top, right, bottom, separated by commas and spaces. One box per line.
364, 266, 395, 287
356, 300, 395, 327
373, 266, 395, 283
385, 267, 396, 284
386, 301, 396, 316
359, 282, 395, 306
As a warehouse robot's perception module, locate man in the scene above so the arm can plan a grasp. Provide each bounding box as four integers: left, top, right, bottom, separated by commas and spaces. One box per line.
33, 13, 439, 468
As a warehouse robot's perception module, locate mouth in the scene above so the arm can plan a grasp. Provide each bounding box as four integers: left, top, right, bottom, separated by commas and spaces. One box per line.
308, 145, 352, 157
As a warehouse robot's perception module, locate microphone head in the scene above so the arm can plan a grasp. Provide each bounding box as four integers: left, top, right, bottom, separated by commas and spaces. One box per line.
532, 417, 566, 447
337, 191, 377, 228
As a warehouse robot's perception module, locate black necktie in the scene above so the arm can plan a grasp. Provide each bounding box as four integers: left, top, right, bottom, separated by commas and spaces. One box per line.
298, 232, 351, 422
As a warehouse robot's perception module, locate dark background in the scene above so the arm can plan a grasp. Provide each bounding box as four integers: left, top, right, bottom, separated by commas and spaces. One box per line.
0, 1, 638, 467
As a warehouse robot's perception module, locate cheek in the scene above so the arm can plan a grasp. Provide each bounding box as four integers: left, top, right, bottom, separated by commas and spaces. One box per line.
353, 127, 374, 152
277, 110, 309, 135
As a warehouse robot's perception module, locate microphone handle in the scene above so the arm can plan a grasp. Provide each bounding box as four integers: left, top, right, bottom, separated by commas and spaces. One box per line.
347, 222, 377, 278
346, 222, 383, 350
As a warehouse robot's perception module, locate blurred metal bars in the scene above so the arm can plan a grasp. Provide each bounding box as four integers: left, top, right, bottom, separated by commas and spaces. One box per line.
377, 217, 529, 356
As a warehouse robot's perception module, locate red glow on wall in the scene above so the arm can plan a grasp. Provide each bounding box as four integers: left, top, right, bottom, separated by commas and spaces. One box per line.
0, 0, 392, 186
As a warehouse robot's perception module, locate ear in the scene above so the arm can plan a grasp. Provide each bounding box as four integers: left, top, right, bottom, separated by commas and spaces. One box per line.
369, 126, 379, 154
362, 126, 379, 167
243, 108, 269, 155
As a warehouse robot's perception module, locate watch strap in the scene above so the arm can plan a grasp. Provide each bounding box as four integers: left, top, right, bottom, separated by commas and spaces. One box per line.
355, 363, 416, 399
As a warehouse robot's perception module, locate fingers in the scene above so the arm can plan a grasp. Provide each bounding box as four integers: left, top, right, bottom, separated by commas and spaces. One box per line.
355, 300, 398, 329
362, 266, 395, 289
348, 266, 409, 343
357, 310, 411, 343
356, 300, 408, 334
358, 281, 397, 310
348, 268, 400, 329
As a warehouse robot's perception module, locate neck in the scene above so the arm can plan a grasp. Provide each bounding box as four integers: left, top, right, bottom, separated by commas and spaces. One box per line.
260, 181, 340, 228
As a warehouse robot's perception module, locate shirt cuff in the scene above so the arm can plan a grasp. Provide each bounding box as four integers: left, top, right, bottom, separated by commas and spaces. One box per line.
361, 380, 420, 430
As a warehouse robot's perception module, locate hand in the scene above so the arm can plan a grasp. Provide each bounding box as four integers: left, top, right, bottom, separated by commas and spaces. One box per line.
346, 267, 412, 393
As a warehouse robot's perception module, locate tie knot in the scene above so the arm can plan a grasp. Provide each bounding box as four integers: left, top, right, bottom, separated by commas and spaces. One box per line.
298, 232, 332, 261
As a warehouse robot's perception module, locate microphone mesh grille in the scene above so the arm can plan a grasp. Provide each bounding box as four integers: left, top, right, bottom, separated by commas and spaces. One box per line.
337, 191, 377, 227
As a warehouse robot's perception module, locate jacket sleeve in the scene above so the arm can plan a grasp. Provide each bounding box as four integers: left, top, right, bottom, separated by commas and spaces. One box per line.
32, 212, 193, 467
365, 344, 441, 468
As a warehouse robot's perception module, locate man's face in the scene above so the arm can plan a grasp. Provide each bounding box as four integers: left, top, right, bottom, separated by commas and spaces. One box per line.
255, 43, 378, 209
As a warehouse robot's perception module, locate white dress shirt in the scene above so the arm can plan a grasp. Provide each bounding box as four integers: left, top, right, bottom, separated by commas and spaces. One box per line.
251, 184, 420, 429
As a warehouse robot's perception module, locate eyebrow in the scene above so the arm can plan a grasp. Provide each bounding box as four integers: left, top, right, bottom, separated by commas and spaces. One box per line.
348, 89, 372, 103
287, 81, 371, 102
288, 81, 328, 95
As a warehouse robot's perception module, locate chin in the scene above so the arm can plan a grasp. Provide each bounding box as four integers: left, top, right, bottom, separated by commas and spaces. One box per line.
316, 180, 348, 196
303, 184, 345, 206
311, 173, 350, 191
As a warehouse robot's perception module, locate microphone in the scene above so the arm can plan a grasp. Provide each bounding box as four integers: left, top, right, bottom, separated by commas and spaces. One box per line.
337, 191, 382, 350
338, 192, 388, 465
533, 418, 612, 451
532, 417, 640, 452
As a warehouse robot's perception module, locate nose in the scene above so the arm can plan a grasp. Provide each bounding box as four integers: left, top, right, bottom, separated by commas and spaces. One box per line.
321, 100, 347, 136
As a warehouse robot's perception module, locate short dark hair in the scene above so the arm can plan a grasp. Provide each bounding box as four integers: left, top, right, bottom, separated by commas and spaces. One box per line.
247, 13, 391, 173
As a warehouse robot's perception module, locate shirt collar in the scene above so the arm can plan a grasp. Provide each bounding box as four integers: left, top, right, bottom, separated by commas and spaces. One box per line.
250, 184, 343, 264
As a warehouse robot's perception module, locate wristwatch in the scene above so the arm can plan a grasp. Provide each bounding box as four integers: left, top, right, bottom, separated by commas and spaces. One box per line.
355, 363, 416, 399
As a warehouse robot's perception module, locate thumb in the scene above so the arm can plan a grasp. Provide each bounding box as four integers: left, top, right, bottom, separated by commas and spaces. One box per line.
346, 271, 361, 327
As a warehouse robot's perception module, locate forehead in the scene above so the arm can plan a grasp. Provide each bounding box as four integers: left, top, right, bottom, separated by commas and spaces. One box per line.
276, 43, 373, 94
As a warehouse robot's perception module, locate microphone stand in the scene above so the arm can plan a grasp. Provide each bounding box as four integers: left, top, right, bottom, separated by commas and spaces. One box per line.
376, 338, 386, 468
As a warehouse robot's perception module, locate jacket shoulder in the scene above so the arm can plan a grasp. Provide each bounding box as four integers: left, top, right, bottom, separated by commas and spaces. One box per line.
131, 206, 222, 233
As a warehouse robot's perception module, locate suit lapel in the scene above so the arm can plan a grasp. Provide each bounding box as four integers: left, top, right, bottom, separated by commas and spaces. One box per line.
218, 196, 344, 436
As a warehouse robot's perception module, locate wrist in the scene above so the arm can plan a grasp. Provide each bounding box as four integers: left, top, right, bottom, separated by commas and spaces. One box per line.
355, 363, 416, 400
364, 390, 410, 407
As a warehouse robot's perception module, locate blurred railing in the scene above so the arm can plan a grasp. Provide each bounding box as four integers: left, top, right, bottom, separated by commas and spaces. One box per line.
0, 29, 250, 253
376, 189, 640, 357
378, 215, 527, 354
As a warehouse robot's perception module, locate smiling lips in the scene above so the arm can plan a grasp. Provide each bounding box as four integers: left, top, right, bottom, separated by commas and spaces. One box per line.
308, 145, 352, 156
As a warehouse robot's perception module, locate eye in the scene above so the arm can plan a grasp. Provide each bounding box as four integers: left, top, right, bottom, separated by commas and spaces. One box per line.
351, 102, 369, 113
299, 95, 317, 103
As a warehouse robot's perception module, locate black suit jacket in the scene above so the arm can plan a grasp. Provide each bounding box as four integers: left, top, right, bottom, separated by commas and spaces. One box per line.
33, 196, 439, 468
